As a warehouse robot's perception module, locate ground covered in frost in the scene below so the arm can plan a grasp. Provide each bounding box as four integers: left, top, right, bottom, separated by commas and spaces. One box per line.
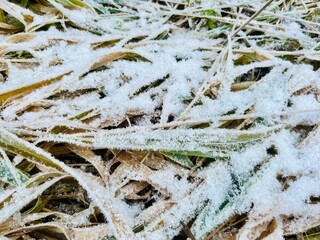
0, 0, 319, 239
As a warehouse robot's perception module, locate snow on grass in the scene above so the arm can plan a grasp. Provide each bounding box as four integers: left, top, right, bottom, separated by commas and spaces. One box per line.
0, 0, 319, 239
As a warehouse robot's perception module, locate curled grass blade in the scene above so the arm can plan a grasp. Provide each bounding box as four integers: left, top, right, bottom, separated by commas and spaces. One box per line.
90, 51, 151, 71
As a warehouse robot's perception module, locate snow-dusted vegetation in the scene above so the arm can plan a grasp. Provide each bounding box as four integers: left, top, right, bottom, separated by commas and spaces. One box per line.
0, 0, 319, 239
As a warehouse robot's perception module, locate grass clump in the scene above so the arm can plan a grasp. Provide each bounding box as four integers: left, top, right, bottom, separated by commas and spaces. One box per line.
0, 0, 320, 239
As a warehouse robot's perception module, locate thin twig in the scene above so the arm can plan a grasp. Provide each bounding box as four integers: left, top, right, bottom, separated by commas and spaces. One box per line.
230, 0, 274, 38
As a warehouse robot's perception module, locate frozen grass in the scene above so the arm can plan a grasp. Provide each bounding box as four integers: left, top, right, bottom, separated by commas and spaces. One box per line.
0, 0, 320, 239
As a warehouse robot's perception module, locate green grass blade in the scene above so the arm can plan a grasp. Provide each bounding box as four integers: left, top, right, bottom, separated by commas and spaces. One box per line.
0, 175, 65, 224
191, 166, 269, 239
0, 149, 28, 186
0, 127, 63, 170
161, 151, 194, 168
167, 150, 228, 159
55, 0, 93, 10
88, 126, 281, 154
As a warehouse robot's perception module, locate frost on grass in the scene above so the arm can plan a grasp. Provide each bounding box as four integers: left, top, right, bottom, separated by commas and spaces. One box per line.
0, 0, 319, 239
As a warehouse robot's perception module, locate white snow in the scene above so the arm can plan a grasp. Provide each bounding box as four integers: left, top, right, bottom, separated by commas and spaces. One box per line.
0, 0, 319, 239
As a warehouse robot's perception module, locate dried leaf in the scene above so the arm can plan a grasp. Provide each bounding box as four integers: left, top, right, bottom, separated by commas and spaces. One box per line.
0, 71, 72, 105
90, 51, 151, 71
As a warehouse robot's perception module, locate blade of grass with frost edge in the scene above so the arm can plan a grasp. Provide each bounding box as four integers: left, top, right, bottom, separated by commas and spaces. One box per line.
191, 165, 270, 240
55, 0, 94, 10
161, 151, 194, 169
0, 71, 72, 105
71, 127, 281, 154
166, 150, 230, 159
49, 109, 94, 134
0, 175, 66, 224
0, 148, 28, 186
0, 127, 64, 170
0, 127, 136, 239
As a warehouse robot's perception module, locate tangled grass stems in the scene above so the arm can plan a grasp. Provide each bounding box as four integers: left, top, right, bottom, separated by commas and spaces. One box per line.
0, 0, 319, 239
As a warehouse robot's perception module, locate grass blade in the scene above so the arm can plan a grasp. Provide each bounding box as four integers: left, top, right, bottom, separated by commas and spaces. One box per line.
0, 149, 28, 186
161, 151, 194, 169
0, 71, 72, 105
